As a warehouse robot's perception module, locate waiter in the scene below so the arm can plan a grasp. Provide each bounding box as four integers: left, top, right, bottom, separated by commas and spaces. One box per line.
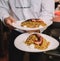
0, 0, 54, 61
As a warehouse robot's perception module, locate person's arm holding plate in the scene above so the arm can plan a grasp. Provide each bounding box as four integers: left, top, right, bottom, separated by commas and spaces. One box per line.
0, 0, 15, 30
38, 0, 55, 32
39, 0, 54, 26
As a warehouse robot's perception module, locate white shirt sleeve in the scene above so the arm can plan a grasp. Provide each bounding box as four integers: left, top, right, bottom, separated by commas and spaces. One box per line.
0, 0, 10, 21
39, 0, 55, 26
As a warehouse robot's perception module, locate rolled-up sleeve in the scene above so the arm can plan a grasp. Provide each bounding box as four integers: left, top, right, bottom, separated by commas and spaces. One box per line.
39, 0, 55, 26
0, 0, 10, 21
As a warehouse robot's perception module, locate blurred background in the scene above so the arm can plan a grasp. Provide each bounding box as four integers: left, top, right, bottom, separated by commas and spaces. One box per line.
0, 0, 60, 61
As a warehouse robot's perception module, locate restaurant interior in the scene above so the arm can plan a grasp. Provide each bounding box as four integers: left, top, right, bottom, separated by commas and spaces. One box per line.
0, 0, 60, 61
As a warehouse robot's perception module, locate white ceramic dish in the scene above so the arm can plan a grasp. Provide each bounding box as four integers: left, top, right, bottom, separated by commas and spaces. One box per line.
11, 20, 52, 31
14, 33, 59, 52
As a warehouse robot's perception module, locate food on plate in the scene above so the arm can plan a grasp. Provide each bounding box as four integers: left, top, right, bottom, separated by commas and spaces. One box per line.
21, 19, 46, 28
25, 33, 50, 50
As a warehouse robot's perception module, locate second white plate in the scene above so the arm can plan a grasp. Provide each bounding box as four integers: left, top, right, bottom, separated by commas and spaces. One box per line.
14, 33, 59, 52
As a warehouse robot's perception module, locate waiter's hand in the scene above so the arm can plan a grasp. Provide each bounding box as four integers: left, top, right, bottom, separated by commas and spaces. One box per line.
4, 16, 16, 30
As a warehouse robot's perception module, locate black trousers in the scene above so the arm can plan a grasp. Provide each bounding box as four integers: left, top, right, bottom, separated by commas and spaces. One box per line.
8, 30, 25, 61
8, 30, 47, 61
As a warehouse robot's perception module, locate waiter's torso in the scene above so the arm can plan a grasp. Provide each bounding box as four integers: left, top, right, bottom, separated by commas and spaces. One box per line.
8, 0, 42, 20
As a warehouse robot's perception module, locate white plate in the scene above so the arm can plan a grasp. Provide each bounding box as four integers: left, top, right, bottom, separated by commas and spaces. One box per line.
14, 33, 59, 52
11, 20, 53, 31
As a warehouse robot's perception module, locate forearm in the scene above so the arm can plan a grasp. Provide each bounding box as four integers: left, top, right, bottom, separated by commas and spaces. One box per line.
39, 0, 55, 26
0, 0, 10, 21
